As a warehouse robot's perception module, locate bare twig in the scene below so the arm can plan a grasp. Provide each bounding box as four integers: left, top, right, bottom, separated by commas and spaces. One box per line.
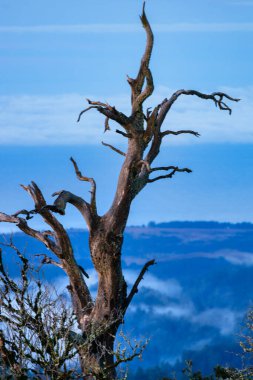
157, 90, 240, 127
12, 208, 36, 220
78, 99, 130, 128
78, 265, 89, 279
124, 259, 156, 313
70, 157, 97, 213
148, 166, 192, 182
102, 141, 126, 157
115, 129, 132, 138
104, 116, 110, 132
161, 130, 200, 138
77, 105, 100, 122
0, 212, 60, 256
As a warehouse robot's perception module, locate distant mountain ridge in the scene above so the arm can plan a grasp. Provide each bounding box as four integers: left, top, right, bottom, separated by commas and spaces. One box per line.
146, 220, 253, 229
1, 221, 253, 378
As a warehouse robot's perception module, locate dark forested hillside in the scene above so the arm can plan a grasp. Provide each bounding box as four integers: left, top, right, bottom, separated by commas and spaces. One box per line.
2, 221, 253, 378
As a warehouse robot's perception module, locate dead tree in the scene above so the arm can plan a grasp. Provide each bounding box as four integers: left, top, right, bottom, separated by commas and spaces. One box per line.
0, 3, 239, 379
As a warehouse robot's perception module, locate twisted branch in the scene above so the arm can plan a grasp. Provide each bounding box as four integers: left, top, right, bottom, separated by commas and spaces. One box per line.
2, 183, 93, 322
127, 2, 154, 111
77, 99, 130, 128
157, 90, 240, 127
102, 141, 126, 157
0, 212, 60, 256
70, 156, 97, 214
115, 129, 132, 139
161, 130, 200, 138
148, 166, 192, 183
124, 259, 156, 313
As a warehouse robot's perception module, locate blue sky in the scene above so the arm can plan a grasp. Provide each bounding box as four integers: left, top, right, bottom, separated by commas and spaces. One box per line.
0, 0, 253, 231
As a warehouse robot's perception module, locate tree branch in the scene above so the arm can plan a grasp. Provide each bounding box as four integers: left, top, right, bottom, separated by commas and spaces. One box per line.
0, 212, 60, 256
25, 179, 89, 242
161, 129, 200, 138
133, 67, 154, 112
143, 105, 160, 145
144, 127, 162, 165
148, 166, 192, 183
124, 259, 156, 313
12, 208, 36, 220
44, 190, 94, 230
102, 141, 126, 157
17, 183, 93, 323
70, 157, 97, 214
115, 129, 132, 139
157, 90, 240, 127
34, 253, 64, 270
77, 99, 130, 128
104, 116, 110, 132
76, 105, 100, 122
127, 2, 154, 110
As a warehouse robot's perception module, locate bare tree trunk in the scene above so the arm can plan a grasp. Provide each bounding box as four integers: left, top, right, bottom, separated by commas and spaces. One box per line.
0, 3, 239, 379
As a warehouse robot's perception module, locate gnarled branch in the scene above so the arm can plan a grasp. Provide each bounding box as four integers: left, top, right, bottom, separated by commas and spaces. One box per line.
115, 129, 132, 139
77, 98, 130, 129
70, 156, 97, 214
124, 259, 156, 313
161, 129, 200, 138
45, 190, 94, 229
102, 141, 126, 157
157, 90, 240, 127
12, 208, 36, 220
0, 212, 60, 256
127, 2, 154, 111
143, 104, 161, 146
17, 183, 93, 322
148, 166, 192, 183
133, 67, 154, 112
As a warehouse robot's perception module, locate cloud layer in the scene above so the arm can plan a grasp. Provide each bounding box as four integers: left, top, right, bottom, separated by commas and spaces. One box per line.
1, 23, 253, 34
0, 86, 252, 145
54, 268, 241, 336
152, 250, 253, 267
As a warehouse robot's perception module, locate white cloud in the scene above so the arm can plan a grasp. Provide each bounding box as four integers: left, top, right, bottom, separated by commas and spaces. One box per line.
124, 269, 182, 298
153, 303, 193, 318
154, 23, 253, 32
1, 23, 253, 34
191, 308, 241, 335
130, 301, 240, 335
0, 93, 133, 146
52, 268, 182, 301
150, 249, 253, 267
217, 250, 253, 266
52, 270, 240, 335
52, 269, 98, 297
0, 86, 251, 146
0, 24, 140, 34
0, 93, 109, 146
